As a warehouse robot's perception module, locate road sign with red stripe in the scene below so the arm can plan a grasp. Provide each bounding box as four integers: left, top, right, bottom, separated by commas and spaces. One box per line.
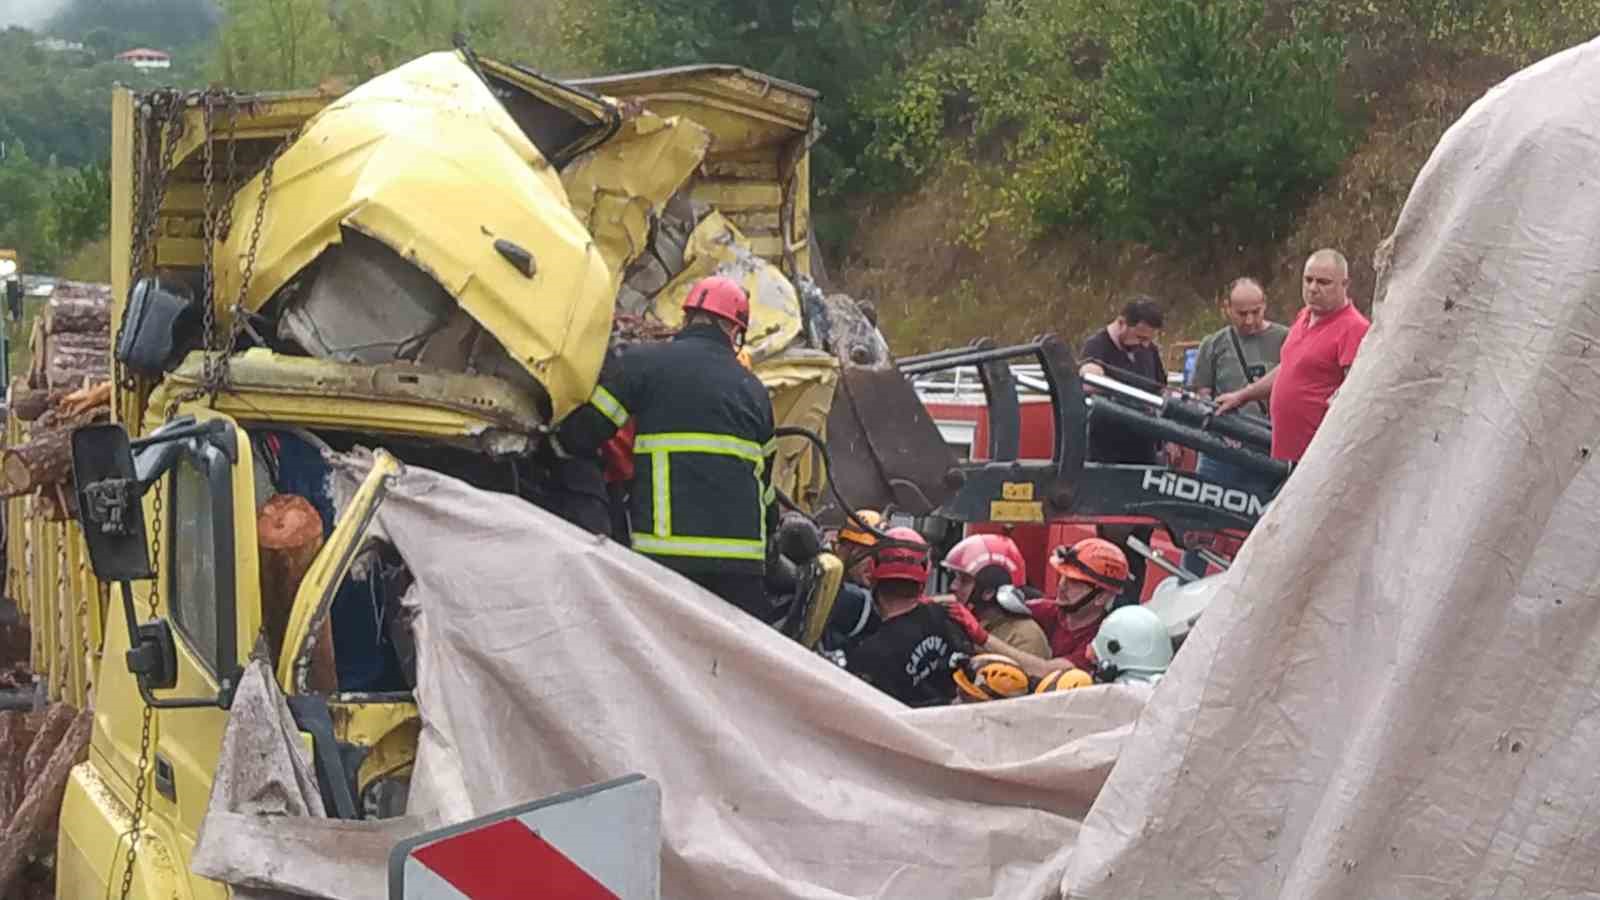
390, 774, 661, 899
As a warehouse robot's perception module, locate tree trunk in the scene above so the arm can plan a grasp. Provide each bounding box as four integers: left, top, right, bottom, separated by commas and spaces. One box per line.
258, 494, 337, 692
0, 711, 29, 826
0, 707, 91, 897
6, 383, 66, 424
1, 430, 72, 499
19, 704, 72, 789
44, 333, 109, 392
43, 295, 111, 336
25, 319, 45, 390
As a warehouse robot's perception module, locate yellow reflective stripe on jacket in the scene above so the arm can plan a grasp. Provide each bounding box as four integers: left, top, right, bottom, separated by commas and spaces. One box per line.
634, 432, 765, 463
588, 385, 629, 428
632, 534, 766, 561
634, 430, 770, 555
652, 450, 671, 538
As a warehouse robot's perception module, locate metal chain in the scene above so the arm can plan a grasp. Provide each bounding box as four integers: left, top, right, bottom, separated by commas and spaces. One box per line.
213, 127, 294, 396
116, 92, 185, 393
54, 523, 67, 701
118, 446, 164, 900
117, 92, 185, 900
197, 93, 220, 394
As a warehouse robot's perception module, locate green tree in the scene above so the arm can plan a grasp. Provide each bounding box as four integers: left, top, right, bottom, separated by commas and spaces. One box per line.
47, 161, 111, 252
214, 0, 339, 88
1092, 0, 1349, 248
569, 0, 985, 199
0, 147, 62, 270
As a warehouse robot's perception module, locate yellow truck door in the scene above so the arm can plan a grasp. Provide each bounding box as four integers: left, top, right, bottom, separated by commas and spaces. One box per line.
146, 410, 262, 888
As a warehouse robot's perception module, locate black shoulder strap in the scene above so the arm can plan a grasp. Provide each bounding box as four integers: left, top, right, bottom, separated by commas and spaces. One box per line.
1225, 327, 1270, 417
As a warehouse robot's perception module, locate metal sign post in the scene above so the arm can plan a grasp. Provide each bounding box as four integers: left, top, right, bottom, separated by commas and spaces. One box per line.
390, 774, 662, 900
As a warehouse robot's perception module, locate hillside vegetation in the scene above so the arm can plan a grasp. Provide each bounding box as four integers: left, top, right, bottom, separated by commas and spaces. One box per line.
1, 0, 1596, 353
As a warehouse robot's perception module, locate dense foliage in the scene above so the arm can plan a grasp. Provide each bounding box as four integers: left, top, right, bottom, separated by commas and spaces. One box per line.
5, 0, 1600, 278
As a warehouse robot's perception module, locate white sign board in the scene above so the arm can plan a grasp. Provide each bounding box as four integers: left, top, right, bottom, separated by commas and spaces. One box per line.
390, 774, 661, 900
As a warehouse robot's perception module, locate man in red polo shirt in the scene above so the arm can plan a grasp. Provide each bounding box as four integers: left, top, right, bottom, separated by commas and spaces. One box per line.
1216, 249, 1371, 462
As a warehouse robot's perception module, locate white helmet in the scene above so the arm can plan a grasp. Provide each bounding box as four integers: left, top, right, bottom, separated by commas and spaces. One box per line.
1091, 605, 1173, 684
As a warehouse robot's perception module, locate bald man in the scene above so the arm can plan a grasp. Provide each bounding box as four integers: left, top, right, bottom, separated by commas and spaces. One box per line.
1216, 249, 1371, 463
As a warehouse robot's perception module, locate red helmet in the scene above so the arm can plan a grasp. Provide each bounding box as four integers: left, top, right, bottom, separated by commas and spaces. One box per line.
871, 526, 930, 586
682, 275, 750, 331
941, 534, 1026, 588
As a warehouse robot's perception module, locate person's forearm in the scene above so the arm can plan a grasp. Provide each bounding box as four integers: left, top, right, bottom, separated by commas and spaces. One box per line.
1239, 366, 1278, 402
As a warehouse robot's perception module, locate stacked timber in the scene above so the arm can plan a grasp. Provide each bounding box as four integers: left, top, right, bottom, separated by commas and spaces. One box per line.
0, 703, 92, 899
4, 282, 113, 520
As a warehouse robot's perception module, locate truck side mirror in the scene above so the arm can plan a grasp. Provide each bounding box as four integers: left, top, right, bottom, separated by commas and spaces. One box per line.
71, 422, 154, 582
5, 280, 20, 322
72, 420, 221, 708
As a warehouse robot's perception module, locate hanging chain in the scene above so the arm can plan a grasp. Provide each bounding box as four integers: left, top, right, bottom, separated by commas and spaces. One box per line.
197, 93, 221, 394
117, 92, 187, 900
116, 92, 184, 393
213, 126, 294, 396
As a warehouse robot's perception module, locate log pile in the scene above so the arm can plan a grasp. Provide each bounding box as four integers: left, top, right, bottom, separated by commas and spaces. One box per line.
4, 282, 113, 519
0, 703, 92, 899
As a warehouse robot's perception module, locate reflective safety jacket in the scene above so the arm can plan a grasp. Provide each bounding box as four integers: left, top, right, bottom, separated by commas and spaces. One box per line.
557, 324, 777, 576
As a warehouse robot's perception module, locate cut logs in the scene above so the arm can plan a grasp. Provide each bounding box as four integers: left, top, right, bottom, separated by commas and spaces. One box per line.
0, 704, 91, 898
4, 280, 113, 503
42, 288, 111, 336
6, 381, 70, 423
258, 494, 338, 691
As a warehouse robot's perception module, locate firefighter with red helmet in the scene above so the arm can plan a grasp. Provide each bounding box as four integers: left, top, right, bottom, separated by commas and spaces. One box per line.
842, 526, 978, 707
1028, 537, 1133, 670
556, 275, 779, 620
940, 533, 1050, 658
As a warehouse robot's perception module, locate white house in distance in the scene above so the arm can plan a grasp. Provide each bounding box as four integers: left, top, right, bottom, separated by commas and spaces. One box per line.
116, 48, 172, 70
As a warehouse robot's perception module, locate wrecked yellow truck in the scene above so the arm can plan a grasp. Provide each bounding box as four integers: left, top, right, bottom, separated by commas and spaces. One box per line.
2, 48, 953, 898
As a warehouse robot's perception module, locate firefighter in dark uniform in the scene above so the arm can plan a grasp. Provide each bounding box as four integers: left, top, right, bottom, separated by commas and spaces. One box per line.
556, 275, 778, 620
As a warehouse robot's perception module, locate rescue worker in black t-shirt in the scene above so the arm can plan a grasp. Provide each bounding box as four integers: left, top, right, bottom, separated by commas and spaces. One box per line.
843, 527, 977, 706
556, 275, 778, 620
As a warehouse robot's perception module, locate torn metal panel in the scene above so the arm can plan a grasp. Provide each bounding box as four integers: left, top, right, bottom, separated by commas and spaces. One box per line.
216, 51, 616, 421
650, 211, 803, 363
559, 108, 711, 281
152, 349, 544, 446
756, 350, 839, 512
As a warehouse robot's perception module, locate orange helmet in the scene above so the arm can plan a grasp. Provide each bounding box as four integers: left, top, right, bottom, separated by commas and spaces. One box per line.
1033, 668, 1094, 693
871, 526, 929, 586
837, 510, 884, 549
953, 653, 1031, 702
1050, 538, 1130, 592
682, 275, 750, 331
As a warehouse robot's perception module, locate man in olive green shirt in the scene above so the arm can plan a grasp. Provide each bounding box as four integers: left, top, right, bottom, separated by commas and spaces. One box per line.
1191, 277, 1288, 410
1184, 277, 1287, 575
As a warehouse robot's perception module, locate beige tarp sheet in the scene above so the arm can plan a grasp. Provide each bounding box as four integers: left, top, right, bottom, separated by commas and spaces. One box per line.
195, 456, 1149, 898
1062, 36, 1600, 899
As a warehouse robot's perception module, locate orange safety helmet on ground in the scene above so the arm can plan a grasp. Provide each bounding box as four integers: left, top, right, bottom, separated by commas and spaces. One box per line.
1050, 538, 1131, 592
942, 533, 1027, 588
682, 274, 751, 331
871, 526, 930, 586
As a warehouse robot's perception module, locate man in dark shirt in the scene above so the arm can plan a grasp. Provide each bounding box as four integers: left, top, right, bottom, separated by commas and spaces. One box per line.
1078, 296, 1178, 606
1079, 296, 1179, 466
845, 527, 975, 707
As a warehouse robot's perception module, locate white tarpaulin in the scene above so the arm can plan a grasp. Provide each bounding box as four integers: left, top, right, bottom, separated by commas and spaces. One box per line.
193, 454, 1150, 899
382, 462, 1147, 899
1061, 37, 1600, 900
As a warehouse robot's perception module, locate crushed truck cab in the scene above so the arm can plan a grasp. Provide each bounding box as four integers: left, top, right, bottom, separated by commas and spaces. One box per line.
24, 49, 882, 899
